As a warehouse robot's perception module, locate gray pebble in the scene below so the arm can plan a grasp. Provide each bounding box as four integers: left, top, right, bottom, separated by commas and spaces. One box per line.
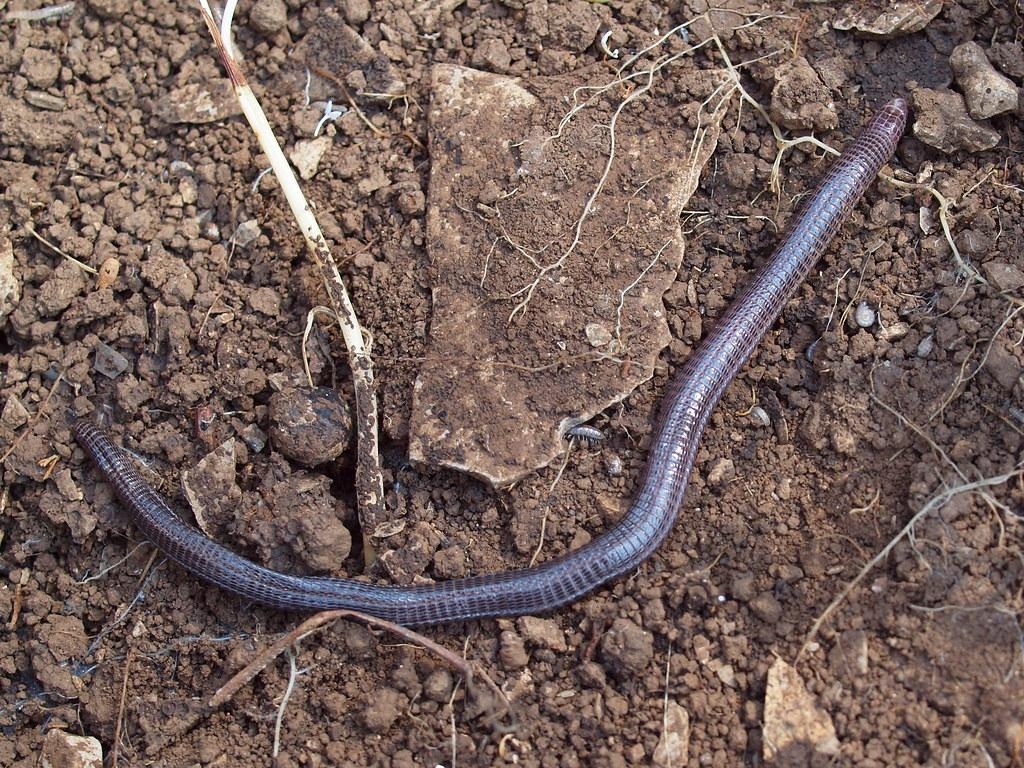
854, 301, 876, 328
749, 405, 771, 427
916, 334, 935, 358
249, 0, 288, 34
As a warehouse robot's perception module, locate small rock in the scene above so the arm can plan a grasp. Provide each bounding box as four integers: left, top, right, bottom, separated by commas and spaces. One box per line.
41, 730, 103, 768
716, 663, 736, 687
103, 71, 135, 105
692, 634, 712, 664
878, 321, 909, 342
471, 38, 512, 71
86, 0, 129, 19
169, 160, 194, 176
950, 42, 1019, 119
379, 521, 440, 584
830, 425, 857, 456
2, 394, 31, 428
249, 0, 287, 35
987, 41, 1024, 80
600, 617, 654, 677
585, 322, 613, 347
432, 545, 466, 579
31, 615, 89, 697
854, 301, 876, 328
542, 0, 604, 53
769, 56, 838, 131
828, 629, 869, 677
982, 261, 1024, 292
298, 12, 406, 97
576, 660, 606, 689
706, 457, 735, 488
157, 81, 241, 125
240, 423, 268, 453
288, 135, 333, 180
92, 342, 130, 379
0, 236, 18, 319
749, 591, 783, 624
357, 165, 389, 197
268, 387, 353, 465
181, 439, 241, 536
396, 186, 425, 216
340, 0, 371, 25
916, 334, 934, 358
499, 630, 529, 670
247, 286, 281, 316
517, 616, 567, 652
653, 701, 691, 767
231, 219, 261, 247
423, 669, 454, 703
361, 687, 405, 733
775, 564, 804, 584
984, 342, 1022, 391
37, 615, 88, 661
832, 0, 941, 37
911, 87, 1001, 153
20, 47, 61, 89
763, 658, 840, 762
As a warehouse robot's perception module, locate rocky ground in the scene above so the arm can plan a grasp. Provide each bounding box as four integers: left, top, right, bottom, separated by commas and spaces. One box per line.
1, 0, 1022, 766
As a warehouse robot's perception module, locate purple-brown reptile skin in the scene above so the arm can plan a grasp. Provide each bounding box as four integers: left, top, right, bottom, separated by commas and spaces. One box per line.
74, 98, 909, 625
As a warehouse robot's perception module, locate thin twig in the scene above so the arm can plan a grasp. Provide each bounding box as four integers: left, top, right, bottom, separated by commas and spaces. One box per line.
208, 609, 494, 709
110, 648, 133, 768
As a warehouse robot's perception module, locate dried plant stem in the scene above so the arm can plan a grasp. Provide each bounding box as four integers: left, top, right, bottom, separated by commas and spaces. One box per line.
196, 0, 385, 563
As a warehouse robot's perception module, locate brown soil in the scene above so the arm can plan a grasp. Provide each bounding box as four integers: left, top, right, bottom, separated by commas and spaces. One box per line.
2, 1, 1023, 767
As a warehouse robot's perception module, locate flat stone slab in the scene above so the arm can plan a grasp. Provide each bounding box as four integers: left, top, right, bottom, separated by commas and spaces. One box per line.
410, 62, 724, 485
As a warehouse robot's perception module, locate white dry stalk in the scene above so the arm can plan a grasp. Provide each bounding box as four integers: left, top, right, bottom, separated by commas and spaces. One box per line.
196, 0, 385, 557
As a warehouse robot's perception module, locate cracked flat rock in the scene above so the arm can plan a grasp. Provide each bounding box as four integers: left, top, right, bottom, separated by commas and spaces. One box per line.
832, 0, 942, 37
410, 63, 724, 485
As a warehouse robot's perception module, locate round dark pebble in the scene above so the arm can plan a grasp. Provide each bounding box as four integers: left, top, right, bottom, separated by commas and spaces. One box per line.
268, 387, 353, 466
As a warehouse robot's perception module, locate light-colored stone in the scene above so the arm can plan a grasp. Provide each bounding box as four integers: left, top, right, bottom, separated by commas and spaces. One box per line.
763, 658, 840, 763
833, 0, 941, 37
0, 236, 20, 319
288, 135, 333, 180
41, 730, 103, 768
157, 81, 242, 125
911, 87, 1000, 153
983, 261, 1024, 292
249, 0, 287, 35
653, 701, 691, 767
951, 42, 1019, 119
770, 56, 838, 131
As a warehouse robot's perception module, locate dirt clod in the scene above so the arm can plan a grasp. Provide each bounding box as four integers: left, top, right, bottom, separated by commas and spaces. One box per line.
268, 387, 353, 466
600, 618, 654, 678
